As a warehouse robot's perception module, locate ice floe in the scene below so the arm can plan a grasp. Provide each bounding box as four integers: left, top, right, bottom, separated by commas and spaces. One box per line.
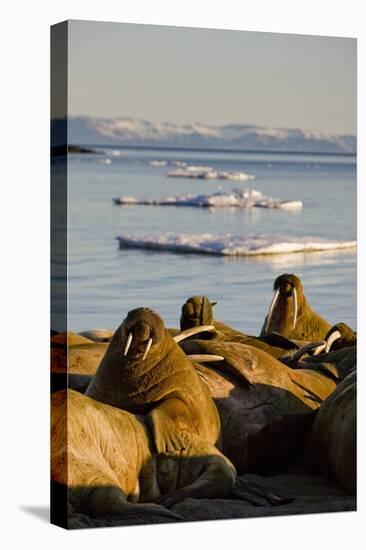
113, 189, 303, 210
149, 160, 187, 167
167, 167, 255, 180
149, 160, 168, 166
148, 161, 255, 180
116, 233, 356, 256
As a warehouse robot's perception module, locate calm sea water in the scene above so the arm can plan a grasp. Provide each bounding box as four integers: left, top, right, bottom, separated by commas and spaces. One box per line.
62, 147, 356, 334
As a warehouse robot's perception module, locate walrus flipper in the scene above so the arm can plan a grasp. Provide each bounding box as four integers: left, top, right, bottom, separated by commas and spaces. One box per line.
157, 453, 236, 508
260, 331, 300, 351
147, 397, 198, 454
75, 485, 182, 520
230, 477, 294, 506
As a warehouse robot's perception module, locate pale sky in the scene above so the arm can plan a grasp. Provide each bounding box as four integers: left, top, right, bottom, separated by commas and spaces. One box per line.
68, 20, 356, 135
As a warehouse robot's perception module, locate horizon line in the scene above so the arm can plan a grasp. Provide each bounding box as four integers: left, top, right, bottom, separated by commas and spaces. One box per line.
65, 114, 357, 138
51, 142, 357, 158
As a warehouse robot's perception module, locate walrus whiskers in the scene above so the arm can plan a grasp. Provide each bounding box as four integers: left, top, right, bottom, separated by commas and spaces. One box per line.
264, 289, 280, 333
292, 287, 298, 329
142, 337, 153, 361
173, 325, 216, 343
325, 330, 342, 353
123, 332, 133, 356
188, 354, 224, 363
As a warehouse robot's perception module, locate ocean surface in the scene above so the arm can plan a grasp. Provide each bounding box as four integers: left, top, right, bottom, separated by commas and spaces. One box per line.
59, 147, 356, 334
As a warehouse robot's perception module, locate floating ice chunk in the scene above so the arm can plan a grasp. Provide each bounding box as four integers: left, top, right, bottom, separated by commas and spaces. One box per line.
253, 199, 303, 210
215, 171, 256, 181
149, 160, 168, 166
112, 189, 303, 209
99, 158, 112, 165
167, 167, 255, 180
184, 165, 213, 172
116, 233, 356, 256
149, 159, 188, 167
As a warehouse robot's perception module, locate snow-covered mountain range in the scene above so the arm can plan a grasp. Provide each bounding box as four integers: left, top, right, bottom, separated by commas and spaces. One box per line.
56, 116, 356, 154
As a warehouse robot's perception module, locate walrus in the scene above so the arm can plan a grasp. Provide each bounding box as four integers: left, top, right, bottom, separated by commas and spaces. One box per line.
79, 329, 114, 342
179, 338, 340, 473
260, 273, 331, 340
51, 332, 109, 394
286, 345, 357, 384
51, 332, 109, 373
52, 389, 236, 522
323, 322, 357, 352
51, 331, 95, 347
304, 370, 356, 493
180, 295, 301, 359
86, 307, 221, 454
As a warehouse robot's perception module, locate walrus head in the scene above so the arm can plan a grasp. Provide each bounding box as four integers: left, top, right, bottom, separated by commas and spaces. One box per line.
263, 274, 304, 334
180, 296, 217, 330
324, 323, 357, 353
119, 307, 167, 363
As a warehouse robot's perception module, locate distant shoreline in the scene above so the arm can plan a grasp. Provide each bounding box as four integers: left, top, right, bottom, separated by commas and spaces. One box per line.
51, 145, 102, 157
74, 142, 357, 158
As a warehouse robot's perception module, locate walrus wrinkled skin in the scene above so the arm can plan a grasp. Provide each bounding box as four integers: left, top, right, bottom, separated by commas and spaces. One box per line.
52, 389, 235, 521
180, 338, 339, 473
51, 332, 108, 375
79, 329, 114, 343
260, 273, 331, 341
304, 370, 356, 493
86, 307, 221, 454
285, 345, 356, 383
180, 296, 299, 359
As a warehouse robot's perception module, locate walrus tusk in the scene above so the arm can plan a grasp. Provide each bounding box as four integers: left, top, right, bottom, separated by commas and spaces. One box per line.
290, 341, 326, 362
292, 287, 298, 330
325, 329, 342, 353
142, 337, 153, 361
123, 332, 133, 356
264, 289, 280, 333
173, 325, 216, 343
312, 342, 327, 355
188, 354, 225, 363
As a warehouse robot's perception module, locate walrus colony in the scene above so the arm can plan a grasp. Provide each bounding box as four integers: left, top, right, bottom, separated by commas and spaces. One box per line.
51, 273, 357, 523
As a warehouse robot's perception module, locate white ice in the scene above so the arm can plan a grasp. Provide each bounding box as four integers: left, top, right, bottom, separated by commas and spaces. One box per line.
116, 233, 356, 256
113, 189, 303, 210
167, 167, 255, 180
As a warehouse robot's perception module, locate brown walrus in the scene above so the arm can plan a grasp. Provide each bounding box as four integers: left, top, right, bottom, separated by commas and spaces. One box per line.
180, 295, 300, 359
51, 332, 109, 393
260, 273, 331, 340
304, 370, 356, 493
323, 322, 357, 352
51, 332, 109, 374
79, 329, 114, 342
86, 307, 221, 454
52, 389, 236, 522
287, 345, 357, 384
179, 338, 340, 473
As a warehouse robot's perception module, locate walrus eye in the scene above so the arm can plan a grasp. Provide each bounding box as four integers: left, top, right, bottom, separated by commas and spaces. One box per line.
123, 332, 133, 356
